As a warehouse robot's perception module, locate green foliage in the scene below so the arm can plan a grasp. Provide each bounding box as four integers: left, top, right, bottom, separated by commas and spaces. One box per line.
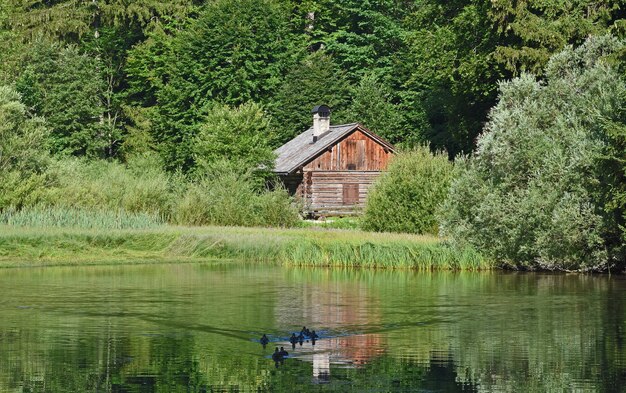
43, 156, 174, 216
298, 0, 411, 79
174, 167, 300, 228
0, 171, 53, 210
16, 42, 108, 157
3, 0, 197, 41
440, 36, 626, 271
399, 0, 502, 156
192, 102, 275, 175
0, 85, 52, 210
598, 75, 626, 259
490, 0, 625, 74
270, 51, 351, 144
167, 0, 292, 106
362, 147, 453, 234
345, 74, 409, 146
0, 85, 49, 173
0, 205, 163, 230
128, 0, 294, 169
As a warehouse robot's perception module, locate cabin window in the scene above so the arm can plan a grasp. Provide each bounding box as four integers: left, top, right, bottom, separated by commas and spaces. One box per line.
342, 184, 359, 205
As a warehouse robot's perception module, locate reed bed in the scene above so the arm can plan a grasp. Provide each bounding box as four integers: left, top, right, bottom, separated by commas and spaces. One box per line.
0, 206, 164, 230
0, 225, 494, 270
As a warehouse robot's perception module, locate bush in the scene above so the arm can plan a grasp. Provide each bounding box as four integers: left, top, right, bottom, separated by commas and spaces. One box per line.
0, 171, 53, 209
440, 36, 625, 271
0, 85, 49, 174
44, 155, 175, 217
361, 146, 453, 234
174, 166, 300, 228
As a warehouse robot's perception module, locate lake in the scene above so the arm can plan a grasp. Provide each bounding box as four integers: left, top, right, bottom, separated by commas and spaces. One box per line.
0, 263, 624, 392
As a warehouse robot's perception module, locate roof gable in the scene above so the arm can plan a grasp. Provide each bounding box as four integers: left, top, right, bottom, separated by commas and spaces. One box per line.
273, 123, 394, 174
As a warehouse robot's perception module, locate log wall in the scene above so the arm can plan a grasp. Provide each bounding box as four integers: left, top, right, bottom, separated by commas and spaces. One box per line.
305, 171, 380, 215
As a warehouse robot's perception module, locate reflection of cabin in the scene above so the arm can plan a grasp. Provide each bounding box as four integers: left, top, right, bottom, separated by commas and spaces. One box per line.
274, 105, 395, 216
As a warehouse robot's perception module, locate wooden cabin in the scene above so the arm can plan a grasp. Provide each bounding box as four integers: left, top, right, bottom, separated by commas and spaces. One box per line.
274, 105, 395, 216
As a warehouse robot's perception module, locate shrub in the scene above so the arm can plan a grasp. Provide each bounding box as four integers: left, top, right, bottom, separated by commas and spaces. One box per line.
361, 146, 453, 234
0, 171, 53, 209
174, 166, 300, 228
43, 155, 175, 217
0, 85, 49, 174
192, 102, 275, 177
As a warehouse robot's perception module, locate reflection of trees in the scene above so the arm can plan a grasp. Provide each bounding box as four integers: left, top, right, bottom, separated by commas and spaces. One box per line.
260, 351, 479, 392
598, 278, 626, 393
0, 264, 275, 392
377, 272, 626, 392
0, 266, 625, 392
276, 268, 385, 381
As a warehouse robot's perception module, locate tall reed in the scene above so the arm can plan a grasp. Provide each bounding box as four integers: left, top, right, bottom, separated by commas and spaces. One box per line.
0, 206, 164, 230
0, 226, 493, 270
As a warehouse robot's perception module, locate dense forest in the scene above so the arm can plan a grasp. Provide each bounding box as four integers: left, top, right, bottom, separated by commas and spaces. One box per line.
1, 0, 625, 271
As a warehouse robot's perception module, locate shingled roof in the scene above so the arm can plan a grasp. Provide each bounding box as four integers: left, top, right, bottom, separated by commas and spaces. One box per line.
273, 123, 394, 174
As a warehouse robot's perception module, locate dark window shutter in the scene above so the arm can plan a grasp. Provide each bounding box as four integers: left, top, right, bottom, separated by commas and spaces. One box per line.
342, 184, 359, 205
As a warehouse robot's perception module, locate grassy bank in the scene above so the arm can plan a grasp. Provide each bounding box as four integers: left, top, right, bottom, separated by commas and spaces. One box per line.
0, 225, 493, 270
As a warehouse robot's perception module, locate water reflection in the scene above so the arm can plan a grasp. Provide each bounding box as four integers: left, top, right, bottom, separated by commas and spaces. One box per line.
0, 264, 624, 392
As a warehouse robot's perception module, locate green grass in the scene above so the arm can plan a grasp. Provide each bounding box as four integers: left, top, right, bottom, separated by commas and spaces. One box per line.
0, 225, 493, 270
0, 206, 164, 230
298, 217, 361, 230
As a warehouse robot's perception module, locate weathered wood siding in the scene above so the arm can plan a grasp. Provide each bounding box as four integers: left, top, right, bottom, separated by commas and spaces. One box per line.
305, 171, 380, 214
303, 130, 392, 171
277, 127, 393, 216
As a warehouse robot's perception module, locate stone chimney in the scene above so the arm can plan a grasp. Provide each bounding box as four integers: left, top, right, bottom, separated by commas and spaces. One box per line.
311, 105, 331, 143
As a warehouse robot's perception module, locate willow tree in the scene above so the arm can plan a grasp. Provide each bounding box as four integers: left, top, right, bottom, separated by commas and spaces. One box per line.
440, 35, 626, 271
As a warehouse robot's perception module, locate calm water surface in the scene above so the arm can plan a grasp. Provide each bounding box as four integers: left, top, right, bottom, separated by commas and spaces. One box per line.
0, 264, 625, 392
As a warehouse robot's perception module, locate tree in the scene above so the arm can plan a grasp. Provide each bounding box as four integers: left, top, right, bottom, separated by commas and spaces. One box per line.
3, 0, 197, 42
192, 102, 275, 176
127, 0, 295, 170
0, 86, 48, 173
270, 51, 351, 144
0, 85, 51, 209
345, 74, 411, 146
292, 0, 412, 80
16, 42, 108, 157
440, 35, 626, 271
489, 0, 626, 74
397, 0, 503, 157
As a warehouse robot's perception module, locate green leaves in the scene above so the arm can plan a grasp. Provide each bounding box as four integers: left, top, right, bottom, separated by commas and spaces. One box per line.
362, 146, 453, 235
192, 102, 275, 177
489, 0, 624, 74
0, 85, 49, 173
127, 0, 294, 169
16, 42, 108, 157
345, 74, 409, 146
270, 51, 351, 144
440, 36, 626, 271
